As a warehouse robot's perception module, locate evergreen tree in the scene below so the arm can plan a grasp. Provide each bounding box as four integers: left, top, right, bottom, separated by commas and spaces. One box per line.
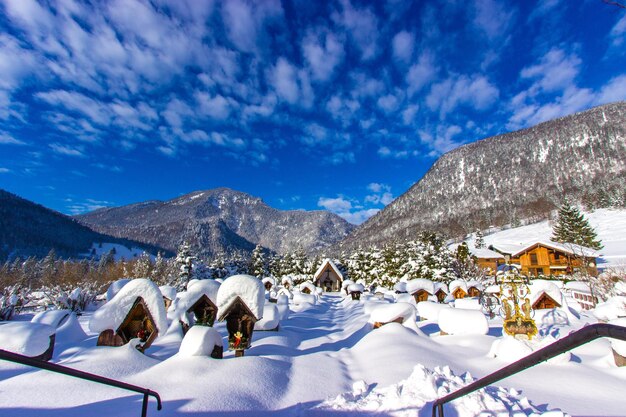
474, 230, 485, 249
249, 244, 267, 278
551, 201, 603, 250
174, 241, 195, 290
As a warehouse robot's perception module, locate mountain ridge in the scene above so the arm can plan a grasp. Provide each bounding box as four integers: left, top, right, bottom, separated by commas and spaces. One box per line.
337, 101, 626, 251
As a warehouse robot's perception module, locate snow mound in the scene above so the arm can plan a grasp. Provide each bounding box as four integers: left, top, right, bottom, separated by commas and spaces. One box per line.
489, 335, 572, 364
90, 278, 168, 336
262, 277, 276, 288
216, 274, 264, 320
316, 363, 565, 417
0, 322, 55, 356
178, 326, 223, 357
299, 281, 317, 294
453, 297, 482, 310
393, 282, 407, 293
439, 308, 489, 335
254, 304, 280, 331
417, 301, 450, 321
171, 279, 220, 326
293, 292, 317, 305
106, 278, 131, 301
31, 309, 71, 328
609, 318, 626, 357
367, 302, 424, 334
32, 310, 87, 343
394, 293, 416, 305
593, 296, 626, 321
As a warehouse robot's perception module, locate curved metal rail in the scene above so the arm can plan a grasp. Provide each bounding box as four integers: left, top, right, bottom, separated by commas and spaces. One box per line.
0, 348, 162, 417
432, 323, 626, 417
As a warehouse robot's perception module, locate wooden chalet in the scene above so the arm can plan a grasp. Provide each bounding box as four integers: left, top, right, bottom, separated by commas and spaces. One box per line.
97, 296, 158, 352
532, 292, 561, 309
469, 247, 506, 276
412, 289, 431, 303
452, 287, 467, 299
490, 241, 599, 278
218, 296, 258, 357
313, 259, 343, 292
467, 285, 481, 298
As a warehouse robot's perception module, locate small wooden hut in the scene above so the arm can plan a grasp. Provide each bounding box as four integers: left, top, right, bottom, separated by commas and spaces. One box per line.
97, 297, 158, 352
412, 289, 431, 303
531, 292, 561, 310
452, 287, 467, 299
435, 288, 447, 303
313, 259, 343, 292
180, 294, 218, 334
219, 296, 257, 357
467, 286, 481, 298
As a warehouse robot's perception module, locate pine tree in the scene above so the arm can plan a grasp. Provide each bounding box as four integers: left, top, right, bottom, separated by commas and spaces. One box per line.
174, 241, 195, 290
249, 244, 267, 278
474, 230, 485, 249
551, 201, 602, 250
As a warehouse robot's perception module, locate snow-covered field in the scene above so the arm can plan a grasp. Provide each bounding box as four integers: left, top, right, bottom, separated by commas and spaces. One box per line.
471, 208, 626, 270
1, 292, 624, 417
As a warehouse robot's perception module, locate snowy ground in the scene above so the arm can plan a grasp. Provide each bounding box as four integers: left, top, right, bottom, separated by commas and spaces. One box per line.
1, 293, 625, 417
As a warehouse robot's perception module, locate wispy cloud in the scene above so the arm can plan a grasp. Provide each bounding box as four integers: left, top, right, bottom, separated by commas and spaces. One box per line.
49, 143, 85, 157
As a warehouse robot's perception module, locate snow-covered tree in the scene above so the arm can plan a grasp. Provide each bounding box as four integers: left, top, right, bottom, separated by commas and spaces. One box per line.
249, 245, 267, 278
551, 201, 602, 250
474, 230, 485, 249
174, 241, 195, 290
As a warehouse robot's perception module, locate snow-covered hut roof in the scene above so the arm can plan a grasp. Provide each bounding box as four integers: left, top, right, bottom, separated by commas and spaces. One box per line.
90, 278, 168, 336
159, 285, 177, 301
439, 308, 489, 335
348, 283, 365, 293
406, 278, 434, 295
529, 279, 563, 308
313, 259, 343, 281
434, 282, 449, 294
281, 276, 294, 286
367, 303, 423, 334
466, 280, 483, 291
393, 282, 407, 293
341, 279, 355, 290
448, 279, 468, 293
470, 246, 505, 259
262, 277, 276, 287
106, 278, 131, 301
170, 280, 221, 325
299, 281, 317, 294
216, 274, 264, 321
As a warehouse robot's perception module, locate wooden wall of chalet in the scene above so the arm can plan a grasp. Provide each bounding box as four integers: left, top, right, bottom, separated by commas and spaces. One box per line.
435, 289, 447, 303
467, 286, 481, 297
517, 244, 598, 277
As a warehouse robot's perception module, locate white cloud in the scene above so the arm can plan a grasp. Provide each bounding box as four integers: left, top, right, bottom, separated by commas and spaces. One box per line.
392, 31, 414, 63
195, 92, 233, 120
0, 168, 10, 173
521, 48, 581, 94
419, 125, 464, 156
270, 57, 300, 104
49, 143, 85, 157
473, 0, 515, 41
317, 195, 379, 225
66, 198, 114, 215
332, 0, 379, 61
426, 75, 499, 118
596, 75, 626, 104
222, 0, 283, 53
36, 90, 112, 126
365, 182, 394, 206
302, 29, 345, 82
402, 104, 419, 125
0, 132, 26, 145
610, 12, 626, 47
377, 146, 408, 159
406, 52, 437, 96
377, 93, 400, 113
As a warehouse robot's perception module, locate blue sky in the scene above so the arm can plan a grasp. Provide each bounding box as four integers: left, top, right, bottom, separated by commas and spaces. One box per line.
0, 0, 625, 224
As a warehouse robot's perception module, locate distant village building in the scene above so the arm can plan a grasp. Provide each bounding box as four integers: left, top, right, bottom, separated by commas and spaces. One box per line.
488, 241, 599, 277
313, 259, 343, 292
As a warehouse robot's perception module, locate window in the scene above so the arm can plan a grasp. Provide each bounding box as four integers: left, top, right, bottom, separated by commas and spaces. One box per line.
530, 253, 538, 265
554, 253, 560, 260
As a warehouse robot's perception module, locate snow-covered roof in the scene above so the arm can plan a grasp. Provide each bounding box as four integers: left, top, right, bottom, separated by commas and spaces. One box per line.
216, 274, 264, 320
367, 302, 422, 334
262, 277, 276, 286
593, 296, 626, 321
348, 283, 365, 293
178, 326, 223, 357
254, 304, 280, 331
341, 279, 355, 290
393, 282, 407, 292
299, 281, 317, 293
466, 280, 483, 290
90, 278, 168, 336
528, 279, 563, 307
313, 259, 343, 281
159, 285, 177, 301
434, 282, 449, 294
492, 241, 600, 258
416, 301, 450, 321
106, 278, 131, 301
406, 278, 434, 295
448, 279, 468, 293
170, 280, 221, 325
470, 246, 505, 259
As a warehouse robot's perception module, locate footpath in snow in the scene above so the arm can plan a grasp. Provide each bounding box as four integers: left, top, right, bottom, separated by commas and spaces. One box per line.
0, 293, 624, 416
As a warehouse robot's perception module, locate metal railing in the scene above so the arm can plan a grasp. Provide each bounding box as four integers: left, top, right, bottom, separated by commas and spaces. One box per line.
432, 323, 626, 417
0, 348, 162, 417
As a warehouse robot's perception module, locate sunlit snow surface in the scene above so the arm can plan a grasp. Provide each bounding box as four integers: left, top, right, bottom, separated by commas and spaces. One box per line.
0, 294, 624, 416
